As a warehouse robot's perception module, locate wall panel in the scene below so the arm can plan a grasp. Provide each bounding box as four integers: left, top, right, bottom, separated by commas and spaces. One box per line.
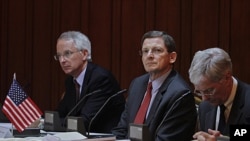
3, 0, 33, 100
0, 0, 9, 102
179, 0, 193, 82
119, 0, 146, 88
88, 0, 113, 69
191, 0, 220, 51
230, 0, 250, 82
111, 0, 122, 82
1, 0, 250, 112
32, 0, 54, 110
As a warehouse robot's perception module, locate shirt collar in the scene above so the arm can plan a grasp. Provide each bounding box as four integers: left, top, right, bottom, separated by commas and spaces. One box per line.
224, 76, 237, 108
150, 69, 171, 92
74, 66, 87, 87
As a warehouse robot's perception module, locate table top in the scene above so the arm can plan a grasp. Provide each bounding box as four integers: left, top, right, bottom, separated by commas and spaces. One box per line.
0, 123, 130, 141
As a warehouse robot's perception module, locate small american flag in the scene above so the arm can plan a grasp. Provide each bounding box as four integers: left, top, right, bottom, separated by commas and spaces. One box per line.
2, 79, 42, 132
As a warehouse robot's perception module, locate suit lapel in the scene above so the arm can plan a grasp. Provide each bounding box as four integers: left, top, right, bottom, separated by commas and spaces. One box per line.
204, 108, 217, 130
228, 83, 244, 124
79, 62, 93, 98
146, 70, 176, 124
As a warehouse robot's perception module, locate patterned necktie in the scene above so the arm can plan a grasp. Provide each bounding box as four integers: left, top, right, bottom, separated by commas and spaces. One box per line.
134, 82, 152, 124
218, 104, 226, 132
73, 79, 80, 102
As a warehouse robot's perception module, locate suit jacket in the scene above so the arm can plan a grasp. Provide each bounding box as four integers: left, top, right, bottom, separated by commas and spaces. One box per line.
112, 70, 197, 141
198, 78, 250, 135
56, 62, 126, 133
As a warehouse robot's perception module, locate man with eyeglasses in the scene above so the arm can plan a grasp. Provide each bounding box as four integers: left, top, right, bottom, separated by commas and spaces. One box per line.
189, 47, 250, 141
112, 30, 197, 141
54, 31, 126, 133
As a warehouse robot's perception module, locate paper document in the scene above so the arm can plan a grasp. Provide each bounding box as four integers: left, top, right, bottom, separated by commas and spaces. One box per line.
53, 132, 87, 140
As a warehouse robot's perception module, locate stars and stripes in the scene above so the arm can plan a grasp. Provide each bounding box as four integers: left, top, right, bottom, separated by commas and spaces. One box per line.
2, 79, 42, 132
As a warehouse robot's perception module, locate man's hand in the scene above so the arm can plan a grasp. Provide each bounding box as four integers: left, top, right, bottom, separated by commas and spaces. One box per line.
193, 129, 221, 141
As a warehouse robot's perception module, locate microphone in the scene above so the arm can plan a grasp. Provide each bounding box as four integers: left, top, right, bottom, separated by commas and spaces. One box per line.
154, 92, 190, 137
63, 89, 102, 127
87, 89, 127, 137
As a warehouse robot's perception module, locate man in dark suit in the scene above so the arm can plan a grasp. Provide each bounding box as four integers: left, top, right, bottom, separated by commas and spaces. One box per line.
189, 47, 250, 141
54, 31, 125, 133
112, 31, 197, 141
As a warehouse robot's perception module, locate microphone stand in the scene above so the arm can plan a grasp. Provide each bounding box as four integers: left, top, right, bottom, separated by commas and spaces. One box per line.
87, 89, 127, 137
62, 89, 102, 127
154, 92, 189, 138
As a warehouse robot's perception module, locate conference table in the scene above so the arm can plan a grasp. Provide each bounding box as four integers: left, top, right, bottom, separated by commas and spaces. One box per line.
0, 123, 130, 141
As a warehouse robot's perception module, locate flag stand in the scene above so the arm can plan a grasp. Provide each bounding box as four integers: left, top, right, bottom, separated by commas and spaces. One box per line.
12, 128, 41, 137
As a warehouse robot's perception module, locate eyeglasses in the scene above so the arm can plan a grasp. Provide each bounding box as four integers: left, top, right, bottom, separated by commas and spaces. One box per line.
139, 47, 165, 56
193, 88, 216, 96
54, 50, 80, 61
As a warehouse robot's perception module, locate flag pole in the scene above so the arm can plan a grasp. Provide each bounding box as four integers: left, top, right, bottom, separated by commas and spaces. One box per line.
12, 73, 16, 131
13, 73, 16, 80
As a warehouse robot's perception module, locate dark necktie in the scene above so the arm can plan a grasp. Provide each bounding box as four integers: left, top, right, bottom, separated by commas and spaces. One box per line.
218, 104, 226, 132
73, 80, 80, 102
134, 82, 152, 124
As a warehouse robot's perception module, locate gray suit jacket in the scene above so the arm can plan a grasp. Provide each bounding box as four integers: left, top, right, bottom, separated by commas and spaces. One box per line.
112, 70, 197, 141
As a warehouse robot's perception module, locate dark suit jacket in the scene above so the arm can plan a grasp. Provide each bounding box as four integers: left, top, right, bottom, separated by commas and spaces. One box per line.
198, 78, 250, 135
112, 70, 197, 141
56, 62, 126, 133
